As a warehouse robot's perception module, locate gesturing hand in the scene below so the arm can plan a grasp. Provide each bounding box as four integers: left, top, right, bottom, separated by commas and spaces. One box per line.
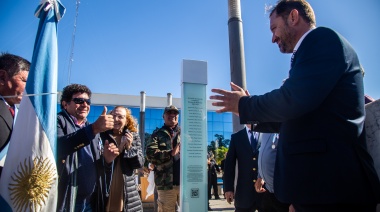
92, 106, 114, 134
103, 140, 119, 163
120, 131, 133, 152
210, 82, 248, 115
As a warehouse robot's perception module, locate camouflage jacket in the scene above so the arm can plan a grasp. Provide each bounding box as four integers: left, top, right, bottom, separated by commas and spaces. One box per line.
146, 124, 180, 190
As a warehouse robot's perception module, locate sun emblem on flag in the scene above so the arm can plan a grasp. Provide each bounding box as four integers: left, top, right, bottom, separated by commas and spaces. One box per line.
9, 157, 56, 212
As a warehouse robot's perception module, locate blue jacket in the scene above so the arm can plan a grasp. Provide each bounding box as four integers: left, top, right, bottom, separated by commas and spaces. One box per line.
57, 110, 108, 212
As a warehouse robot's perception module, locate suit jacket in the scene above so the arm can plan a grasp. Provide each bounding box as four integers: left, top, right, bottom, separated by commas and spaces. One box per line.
220, 159, 226, 173
57, 110, 107, 212
224, 127, 261, 209
209, 158, 220, 177
239, 27, 380, 204
0, 100, 13, 152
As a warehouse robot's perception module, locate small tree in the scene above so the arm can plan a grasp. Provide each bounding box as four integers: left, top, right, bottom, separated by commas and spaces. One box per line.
207, 134, 231, 163
216, 146, 228, 165
214, 134, 230, 148
207, 141, 216, 157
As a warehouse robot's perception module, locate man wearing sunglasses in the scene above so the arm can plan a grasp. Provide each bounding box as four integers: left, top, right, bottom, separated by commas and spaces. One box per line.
57, 83, 119, 212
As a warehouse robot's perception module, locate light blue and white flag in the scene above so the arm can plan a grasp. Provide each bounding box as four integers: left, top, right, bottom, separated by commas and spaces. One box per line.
0, 1, 65, 211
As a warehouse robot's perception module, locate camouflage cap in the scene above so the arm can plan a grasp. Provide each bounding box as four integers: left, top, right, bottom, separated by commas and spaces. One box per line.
164, 105, 179, 115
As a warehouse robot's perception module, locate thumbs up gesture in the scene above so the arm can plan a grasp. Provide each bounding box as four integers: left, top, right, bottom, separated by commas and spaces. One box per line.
92, 106, 114, 134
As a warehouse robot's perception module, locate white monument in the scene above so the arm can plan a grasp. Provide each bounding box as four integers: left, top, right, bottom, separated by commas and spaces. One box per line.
180, 59, 208, 212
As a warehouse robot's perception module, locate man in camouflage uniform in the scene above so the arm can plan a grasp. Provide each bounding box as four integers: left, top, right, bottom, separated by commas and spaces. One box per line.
146, 105, 181, 212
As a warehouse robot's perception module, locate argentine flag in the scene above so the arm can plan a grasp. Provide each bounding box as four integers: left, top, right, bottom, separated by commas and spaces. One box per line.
0, 1, 65, 211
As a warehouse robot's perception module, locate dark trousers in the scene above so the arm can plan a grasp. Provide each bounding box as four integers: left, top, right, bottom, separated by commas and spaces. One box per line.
261, 191, 289, 212
235, 191, 264, 212
292, 203, 377, 212
208, 173, 219, 199
153, 186, 158, 212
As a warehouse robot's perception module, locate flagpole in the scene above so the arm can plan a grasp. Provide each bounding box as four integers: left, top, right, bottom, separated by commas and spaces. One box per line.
227, 0, 246, 133
0, 1, 66, 211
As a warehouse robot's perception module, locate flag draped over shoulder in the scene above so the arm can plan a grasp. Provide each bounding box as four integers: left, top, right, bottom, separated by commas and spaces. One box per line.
0, 1, 65, 211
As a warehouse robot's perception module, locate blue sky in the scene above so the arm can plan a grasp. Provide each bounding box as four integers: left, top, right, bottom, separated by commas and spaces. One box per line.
1, 0, 379, 100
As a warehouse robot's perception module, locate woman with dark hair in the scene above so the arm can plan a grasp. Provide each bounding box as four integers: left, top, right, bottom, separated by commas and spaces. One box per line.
101, 106, 144, 212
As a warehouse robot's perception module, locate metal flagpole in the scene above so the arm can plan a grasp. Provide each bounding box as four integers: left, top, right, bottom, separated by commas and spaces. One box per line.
227, 0, 247, 133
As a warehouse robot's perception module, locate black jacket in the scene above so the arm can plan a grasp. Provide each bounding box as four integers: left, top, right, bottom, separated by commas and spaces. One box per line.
208, 158, 220, 177
224, 128, 261, 209
0, 100, 13, 153
240, 27, 380, 204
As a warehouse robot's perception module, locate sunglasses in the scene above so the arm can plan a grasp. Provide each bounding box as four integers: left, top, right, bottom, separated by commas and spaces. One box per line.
71, 98, 91, 105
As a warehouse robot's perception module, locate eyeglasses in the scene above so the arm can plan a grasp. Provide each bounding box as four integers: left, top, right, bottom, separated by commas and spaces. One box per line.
112, 114, 126, 120
71, 98, 91, 105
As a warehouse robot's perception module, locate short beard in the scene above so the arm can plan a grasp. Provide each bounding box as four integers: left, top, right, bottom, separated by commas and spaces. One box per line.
280, 21, 296, 53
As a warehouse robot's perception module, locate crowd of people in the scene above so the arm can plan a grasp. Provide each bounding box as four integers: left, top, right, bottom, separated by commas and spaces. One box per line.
0, 50, 183, 211
57, 84, 145, 211
1, 0, 379, 212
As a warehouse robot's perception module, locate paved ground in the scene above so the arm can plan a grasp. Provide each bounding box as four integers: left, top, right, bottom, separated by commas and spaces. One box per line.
208, 197, 235, 212
142, 196, 235, 212
142, 172, 234, 211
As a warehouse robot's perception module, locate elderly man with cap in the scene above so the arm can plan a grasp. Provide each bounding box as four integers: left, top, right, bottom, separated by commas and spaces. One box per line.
146, 105, 181, 212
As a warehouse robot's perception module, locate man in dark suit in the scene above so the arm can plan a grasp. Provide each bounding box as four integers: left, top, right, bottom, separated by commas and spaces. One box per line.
224, 125, 262, 212
0, 53, 30, 176
211, 0, 380, 211
208, 151, 221, 200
